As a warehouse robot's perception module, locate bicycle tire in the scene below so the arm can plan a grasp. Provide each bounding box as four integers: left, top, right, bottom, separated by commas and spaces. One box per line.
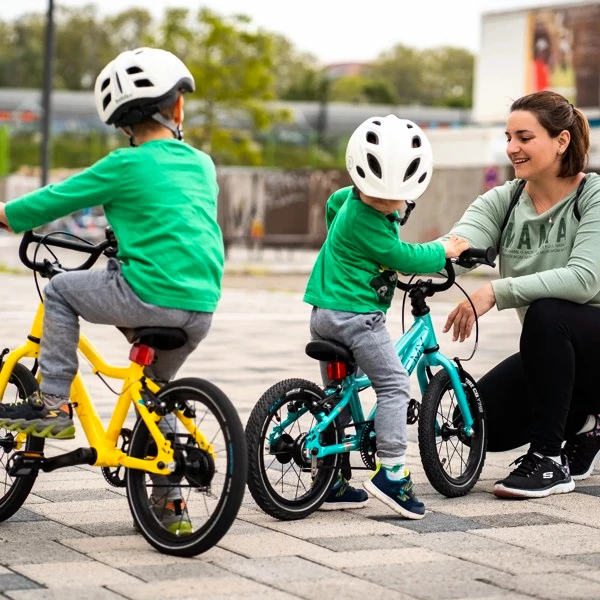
126, 378, 246, 557
0, 362, 45, 521
418, 369, 487, 497
246, 378, 340, 520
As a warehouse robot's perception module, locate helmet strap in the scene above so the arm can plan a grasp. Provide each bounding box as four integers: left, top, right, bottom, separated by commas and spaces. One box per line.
151, 113, 184, 141
123, 126, 137, 148
386, 201, 415, 227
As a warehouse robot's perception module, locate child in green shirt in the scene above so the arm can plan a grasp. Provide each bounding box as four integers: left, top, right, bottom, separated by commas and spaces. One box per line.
304, 115, 469, 518
0, 48, 224, 534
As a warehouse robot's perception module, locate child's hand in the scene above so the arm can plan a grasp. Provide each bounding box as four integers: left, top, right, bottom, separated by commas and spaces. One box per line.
441, 234, 470, 258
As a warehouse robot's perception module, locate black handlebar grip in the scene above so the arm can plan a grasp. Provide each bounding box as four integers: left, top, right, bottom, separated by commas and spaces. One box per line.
458, 247, 497, 264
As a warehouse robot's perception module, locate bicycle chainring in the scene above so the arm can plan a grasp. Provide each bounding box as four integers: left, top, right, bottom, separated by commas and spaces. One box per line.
101, 428, 132, 488
359, 420, 377, 470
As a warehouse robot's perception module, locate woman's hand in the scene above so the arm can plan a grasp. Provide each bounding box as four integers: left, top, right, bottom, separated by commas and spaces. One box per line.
443, 282, 496, 342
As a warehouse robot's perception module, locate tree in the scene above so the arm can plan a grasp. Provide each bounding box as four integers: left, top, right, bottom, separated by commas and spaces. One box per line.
421, 47, 474, 107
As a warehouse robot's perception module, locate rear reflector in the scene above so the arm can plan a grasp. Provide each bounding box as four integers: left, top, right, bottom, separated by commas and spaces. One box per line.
129, 343, 155, 366
327, 361, 348, 380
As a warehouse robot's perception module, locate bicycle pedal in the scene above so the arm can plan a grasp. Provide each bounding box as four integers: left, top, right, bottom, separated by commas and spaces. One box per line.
7, 451, 45, 477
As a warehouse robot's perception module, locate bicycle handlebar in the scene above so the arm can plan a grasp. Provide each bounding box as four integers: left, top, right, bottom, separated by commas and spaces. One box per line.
396, 246, 497, 294
19, 228, 116, 276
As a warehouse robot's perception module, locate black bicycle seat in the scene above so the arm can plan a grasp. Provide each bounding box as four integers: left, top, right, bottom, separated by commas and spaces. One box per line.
305, 340, 354, 363
117, 327, 188, 351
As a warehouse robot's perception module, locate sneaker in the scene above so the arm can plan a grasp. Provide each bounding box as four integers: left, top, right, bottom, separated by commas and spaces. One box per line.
150, 497, 193, 536
0, 391, 75, 440
564, 421, 600, 480
319, 475, 369, 511
493, 451, 574, 499
363, 464, 425, 520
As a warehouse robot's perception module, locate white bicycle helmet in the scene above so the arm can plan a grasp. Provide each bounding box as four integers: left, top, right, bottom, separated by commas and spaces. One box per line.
346, 115, 433, 201
94, 47, 195, 129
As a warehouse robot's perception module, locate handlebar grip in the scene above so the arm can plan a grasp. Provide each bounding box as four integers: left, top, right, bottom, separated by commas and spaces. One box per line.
458, 247, 497, 264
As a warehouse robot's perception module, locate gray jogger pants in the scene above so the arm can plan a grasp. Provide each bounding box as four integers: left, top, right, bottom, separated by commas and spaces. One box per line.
309, 307, 410, 458
40, 258, 212, 396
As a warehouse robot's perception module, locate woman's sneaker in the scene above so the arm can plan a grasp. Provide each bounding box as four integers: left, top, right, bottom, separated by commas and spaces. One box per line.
493, 451, 574, 499
319, 475, 369, 510
363, 464, 425, 519
564, 416, 600, 481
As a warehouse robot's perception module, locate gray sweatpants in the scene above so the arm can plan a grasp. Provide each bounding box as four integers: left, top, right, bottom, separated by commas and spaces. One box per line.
310, 307, 410, 459
41, 258, 213, 500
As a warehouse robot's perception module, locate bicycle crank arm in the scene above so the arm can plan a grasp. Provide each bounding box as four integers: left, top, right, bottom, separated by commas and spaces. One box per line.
7, 448, 97, 476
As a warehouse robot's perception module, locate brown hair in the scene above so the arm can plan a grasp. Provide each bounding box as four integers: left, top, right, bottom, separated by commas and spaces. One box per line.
510, 91, 590, 177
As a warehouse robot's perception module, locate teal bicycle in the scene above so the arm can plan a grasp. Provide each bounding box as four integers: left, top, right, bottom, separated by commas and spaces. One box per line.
246, 248, 497, 520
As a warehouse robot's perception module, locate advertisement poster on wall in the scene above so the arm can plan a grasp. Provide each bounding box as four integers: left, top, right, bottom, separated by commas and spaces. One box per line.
528, 5, 600, 108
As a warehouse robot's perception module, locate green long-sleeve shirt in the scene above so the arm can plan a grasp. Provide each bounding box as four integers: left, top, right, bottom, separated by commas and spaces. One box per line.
304, 186, 446, 313
449, 173, 600, 321
6, 139, 224, 312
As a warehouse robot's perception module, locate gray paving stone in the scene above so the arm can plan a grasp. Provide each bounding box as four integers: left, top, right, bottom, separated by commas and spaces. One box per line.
70, 522, 137, 538
0, 574, 41, 592
0, 521, 90, 542
31, 488, 123, 503
121, 561, 232, 582
565, 552, 600, 568
305, 534, 418, 552
371, 511, 490, 533
346, 560, 511, 600
572, 485, 600, 497
6, 509, 46, 523
0, 541, 90, 566
468, 512, 564, 528
5, 587, 124, 600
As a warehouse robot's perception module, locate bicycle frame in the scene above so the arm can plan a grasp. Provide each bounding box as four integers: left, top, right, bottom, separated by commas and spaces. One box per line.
280, 311, 475, 460
0, 300, 210, 475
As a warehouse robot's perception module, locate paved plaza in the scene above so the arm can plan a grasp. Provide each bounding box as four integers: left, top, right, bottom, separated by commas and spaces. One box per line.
0, 240, 598, 599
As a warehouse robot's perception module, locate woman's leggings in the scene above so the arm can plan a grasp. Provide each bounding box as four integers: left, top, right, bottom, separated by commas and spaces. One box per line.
478, 298, 600, 456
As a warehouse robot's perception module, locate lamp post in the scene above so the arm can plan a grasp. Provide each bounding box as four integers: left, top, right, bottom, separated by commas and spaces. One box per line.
40, 0, 55, 187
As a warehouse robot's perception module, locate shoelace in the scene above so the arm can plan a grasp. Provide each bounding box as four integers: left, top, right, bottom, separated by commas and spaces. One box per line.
508, 452, 544, 477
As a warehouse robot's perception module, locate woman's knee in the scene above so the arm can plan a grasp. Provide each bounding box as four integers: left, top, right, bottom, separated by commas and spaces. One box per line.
522, 298, 572, 337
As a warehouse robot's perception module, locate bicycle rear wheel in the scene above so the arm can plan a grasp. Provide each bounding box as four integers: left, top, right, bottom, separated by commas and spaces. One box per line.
0, 362, 45, 520
245, 378, 340, 520
126, 378, 246, 557
418, 369, 487, 497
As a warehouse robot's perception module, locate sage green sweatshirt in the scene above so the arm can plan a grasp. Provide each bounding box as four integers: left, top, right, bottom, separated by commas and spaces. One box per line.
449, 173, 600, 320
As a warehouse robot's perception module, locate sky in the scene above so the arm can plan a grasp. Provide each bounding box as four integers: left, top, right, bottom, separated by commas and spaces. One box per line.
3, 0, 590, 63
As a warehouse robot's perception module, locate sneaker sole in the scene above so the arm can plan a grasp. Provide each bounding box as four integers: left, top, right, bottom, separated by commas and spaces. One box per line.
571, 449, 600, 481
318, 499, 369, 511
493, 479, 575, 499
363, 479, 425, 520
0, 419, 76, 440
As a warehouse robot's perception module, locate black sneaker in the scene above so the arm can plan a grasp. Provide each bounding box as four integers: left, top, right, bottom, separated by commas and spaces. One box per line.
0, 391, 75, 440
564, 419, 600, 481
493, 451, 574, 499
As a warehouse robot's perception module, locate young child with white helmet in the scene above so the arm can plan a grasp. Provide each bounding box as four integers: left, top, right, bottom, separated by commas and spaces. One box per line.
304, 115, 469, 518
0, 48, 224, 534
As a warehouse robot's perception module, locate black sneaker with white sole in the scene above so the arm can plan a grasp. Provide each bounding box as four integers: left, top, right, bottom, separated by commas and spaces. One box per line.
564, 427, 600, 481
493, 451, 574, 499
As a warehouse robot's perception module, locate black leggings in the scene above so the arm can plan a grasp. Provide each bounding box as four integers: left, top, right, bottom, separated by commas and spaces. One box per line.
477, 298, 600, 456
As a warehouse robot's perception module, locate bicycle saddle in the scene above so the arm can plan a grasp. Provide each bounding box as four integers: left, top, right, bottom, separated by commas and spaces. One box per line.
118, 327, 188, 351
305, 340, 354, 363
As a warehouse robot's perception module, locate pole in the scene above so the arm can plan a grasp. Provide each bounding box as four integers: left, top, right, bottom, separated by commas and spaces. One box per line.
40, 0, 55, 187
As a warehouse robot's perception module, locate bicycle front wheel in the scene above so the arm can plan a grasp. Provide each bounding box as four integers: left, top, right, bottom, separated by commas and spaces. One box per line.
0, 362, 45, 520
418, 369, 487, 497
126, 378, 246, 557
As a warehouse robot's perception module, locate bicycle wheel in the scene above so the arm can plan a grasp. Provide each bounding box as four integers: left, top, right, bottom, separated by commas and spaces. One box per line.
418, 369, 487, 498
126, 378, 246, 557
0, 362, 45, 520
246, 378, 340, 520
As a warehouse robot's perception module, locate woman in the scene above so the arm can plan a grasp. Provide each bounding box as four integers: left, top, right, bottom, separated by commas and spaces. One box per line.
445, 90, 600, 499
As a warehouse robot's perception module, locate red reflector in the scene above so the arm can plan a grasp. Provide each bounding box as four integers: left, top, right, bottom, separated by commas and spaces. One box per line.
327, 361, 348, 380
129, 343, 155, 366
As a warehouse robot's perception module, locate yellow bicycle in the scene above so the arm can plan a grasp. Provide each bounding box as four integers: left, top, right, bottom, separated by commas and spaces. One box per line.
0, 229, 246, 557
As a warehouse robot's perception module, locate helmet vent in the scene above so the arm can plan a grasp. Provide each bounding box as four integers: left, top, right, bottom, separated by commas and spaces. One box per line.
406, 123, 414, 129
366, 132, 379, 145
100, 78, 110, 92
372, 120, 381, 126
356, 166, 366, 178
367, 154, 382, 179
404, 158, 420, 181
102, 93, 112, 110
134, 79, 153, 88
418, 172, 427, 184
412, 136, 421, 148
126, 66, 143, 75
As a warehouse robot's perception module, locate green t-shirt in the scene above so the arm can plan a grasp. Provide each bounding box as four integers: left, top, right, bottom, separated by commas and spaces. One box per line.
449, 174, 600, 321
304, 187, 446, 313
6, 139, 223, 312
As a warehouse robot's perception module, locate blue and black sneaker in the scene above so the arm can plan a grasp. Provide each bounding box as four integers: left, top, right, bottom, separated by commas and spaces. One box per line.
363, 464, 425, 519
319, 475, 369, 511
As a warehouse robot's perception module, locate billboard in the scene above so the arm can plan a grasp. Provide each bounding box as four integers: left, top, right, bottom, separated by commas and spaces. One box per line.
473, 2, 600, 123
